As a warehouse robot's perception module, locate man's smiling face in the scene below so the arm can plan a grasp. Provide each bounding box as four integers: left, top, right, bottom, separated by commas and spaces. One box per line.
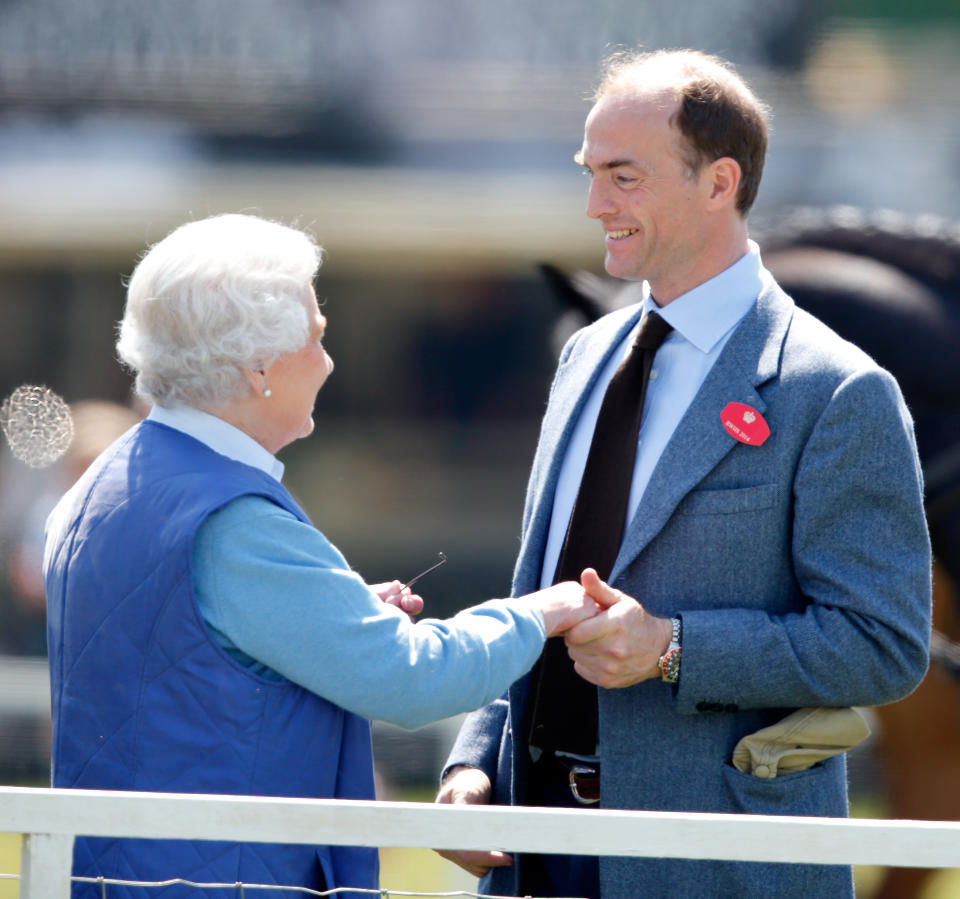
578, 88, 714, 301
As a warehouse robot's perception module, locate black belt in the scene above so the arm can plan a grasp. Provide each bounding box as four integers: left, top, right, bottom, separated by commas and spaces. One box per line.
539, 752, 600, 805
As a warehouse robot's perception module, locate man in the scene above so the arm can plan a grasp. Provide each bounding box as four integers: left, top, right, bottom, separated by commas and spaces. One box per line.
435, 49, 931, 898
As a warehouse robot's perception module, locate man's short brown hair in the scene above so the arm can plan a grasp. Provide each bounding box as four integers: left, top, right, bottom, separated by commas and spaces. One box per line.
596, 49, 770, 215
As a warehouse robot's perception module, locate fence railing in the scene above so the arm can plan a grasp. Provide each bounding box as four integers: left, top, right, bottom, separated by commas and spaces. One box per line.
3, 786, 960, 897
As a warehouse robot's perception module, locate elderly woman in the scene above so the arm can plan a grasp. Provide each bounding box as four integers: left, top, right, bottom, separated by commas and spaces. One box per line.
43, 214, 600, 898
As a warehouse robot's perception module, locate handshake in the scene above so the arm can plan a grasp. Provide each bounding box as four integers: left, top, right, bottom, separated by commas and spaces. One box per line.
377, 567, 675, 691
529, 568, 676, 689
530, 568, 621, 637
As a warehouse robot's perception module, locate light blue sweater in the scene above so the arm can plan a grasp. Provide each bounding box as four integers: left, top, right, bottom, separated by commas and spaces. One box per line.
193, 494, 546, 729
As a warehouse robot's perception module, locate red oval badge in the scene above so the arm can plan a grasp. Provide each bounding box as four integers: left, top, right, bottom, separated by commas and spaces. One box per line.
721, 402, 770, 446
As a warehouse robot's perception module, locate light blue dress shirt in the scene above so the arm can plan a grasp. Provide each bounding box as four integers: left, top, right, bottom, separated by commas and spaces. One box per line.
148, 404, 548, 730
540, 242, 772, 588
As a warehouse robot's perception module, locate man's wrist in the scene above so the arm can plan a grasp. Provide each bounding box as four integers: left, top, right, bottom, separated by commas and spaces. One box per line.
657, 617, 682, 683
437, 765, 492, 807
441, 764, 480, 786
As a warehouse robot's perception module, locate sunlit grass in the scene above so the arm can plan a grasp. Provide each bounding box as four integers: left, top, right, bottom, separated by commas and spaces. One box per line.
849, 796, 960, 898
380, 845, 476, 894
0, 833, 20, 899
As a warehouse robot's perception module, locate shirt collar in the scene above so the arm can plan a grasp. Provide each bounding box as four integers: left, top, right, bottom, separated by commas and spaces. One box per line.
642, 240, 769, 354
148, 403, 285, 482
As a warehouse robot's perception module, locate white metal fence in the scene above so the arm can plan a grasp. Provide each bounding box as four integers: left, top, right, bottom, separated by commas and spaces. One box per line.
3, 786, 960, 897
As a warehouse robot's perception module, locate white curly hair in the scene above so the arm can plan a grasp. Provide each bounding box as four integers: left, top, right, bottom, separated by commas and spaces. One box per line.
117, 213, 322, 409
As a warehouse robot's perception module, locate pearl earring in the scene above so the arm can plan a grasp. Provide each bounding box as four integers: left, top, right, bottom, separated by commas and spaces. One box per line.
264, 388, 272, 398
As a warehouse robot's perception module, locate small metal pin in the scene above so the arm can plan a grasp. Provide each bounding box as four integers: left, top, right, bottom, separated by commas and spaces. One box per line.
402, 552, 447, 591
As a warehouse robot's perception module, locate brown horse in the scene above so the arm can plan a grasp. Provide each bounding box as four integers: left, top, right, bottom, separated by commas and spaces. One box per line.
541, 207, 960, 898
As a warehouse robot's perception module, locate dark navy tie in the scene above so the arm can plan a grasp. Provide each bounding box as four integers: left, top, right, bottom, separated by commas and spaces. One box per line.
528, 311, 674, 756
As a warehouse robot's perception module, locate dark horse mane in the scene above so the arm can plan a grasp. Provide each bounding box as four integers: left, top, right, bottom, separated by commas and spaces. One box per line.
757, 205, 960, 293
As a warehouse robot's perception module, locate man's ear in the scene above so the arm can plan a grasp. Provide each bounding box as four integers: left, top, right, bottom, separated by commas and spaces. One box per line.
705, 157, 742, 211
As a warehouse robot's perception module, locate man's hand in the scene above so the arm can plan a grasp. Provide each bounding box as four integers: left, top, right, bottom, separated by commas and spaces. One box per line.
434, 766, 513, 879
563, 568, 673, 688
370, 580, 424, 618
528, 579, 616, 636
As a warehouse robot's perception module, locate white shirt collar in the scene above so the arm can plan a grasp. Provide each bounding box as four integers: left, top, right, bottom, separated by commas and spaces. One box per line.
643, 240, 770, 354
148, 404, 285, 482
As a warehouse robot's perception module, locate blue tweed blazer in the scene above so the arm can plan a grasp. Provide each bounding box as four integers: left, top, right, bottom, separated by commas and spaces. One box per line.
447, 282, 932, 898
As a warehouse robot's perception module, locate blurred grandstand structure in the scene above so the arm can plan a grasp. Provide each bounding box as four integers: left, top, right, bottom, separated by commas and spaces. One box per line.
0, 0, 957, 264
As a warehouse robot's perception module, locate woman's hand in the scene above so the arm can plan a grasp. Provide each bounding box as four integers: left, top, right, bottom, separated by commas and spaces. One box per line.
370, 580, 424, 618
526, 575, 616, 636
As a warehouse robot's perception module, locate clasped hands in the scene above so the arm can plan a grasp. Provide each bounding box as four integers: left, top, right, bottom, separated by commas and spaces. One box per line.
535, 567, 674, 688
375, 569, 674, 687
434, 568, 674, 879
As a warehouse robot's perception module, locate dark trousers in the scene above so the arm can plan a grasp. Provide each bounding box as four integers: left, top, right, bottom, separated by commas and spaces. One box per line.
517, 756, 601, 899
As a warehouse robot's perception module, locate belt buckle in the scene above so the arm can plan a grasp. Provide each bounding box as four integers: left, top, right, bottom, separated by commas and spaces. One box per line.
568, 764, 600, 805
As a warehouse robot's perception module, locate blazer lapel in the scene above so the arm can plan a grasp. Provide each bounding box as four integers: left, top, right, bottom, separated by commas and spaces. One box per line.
513, 304, 644, 593
612, 285, 795, 579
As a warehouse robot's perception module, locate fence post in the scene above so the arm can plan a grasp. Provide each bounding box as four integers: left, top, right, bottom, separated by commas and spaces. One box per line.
20, 832, 74, 899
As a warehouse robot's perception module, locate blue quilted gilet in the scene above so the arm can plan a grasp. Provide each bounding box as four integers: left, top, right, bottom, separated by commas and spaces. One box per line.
44, 421, 378, 897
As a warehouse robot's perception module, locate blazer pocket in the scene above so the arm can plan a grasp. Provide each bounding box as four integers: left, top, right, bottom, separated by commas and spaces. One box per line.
678, 484, 778, 516
732, 707, 870, 778
721, 755, 844, 818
